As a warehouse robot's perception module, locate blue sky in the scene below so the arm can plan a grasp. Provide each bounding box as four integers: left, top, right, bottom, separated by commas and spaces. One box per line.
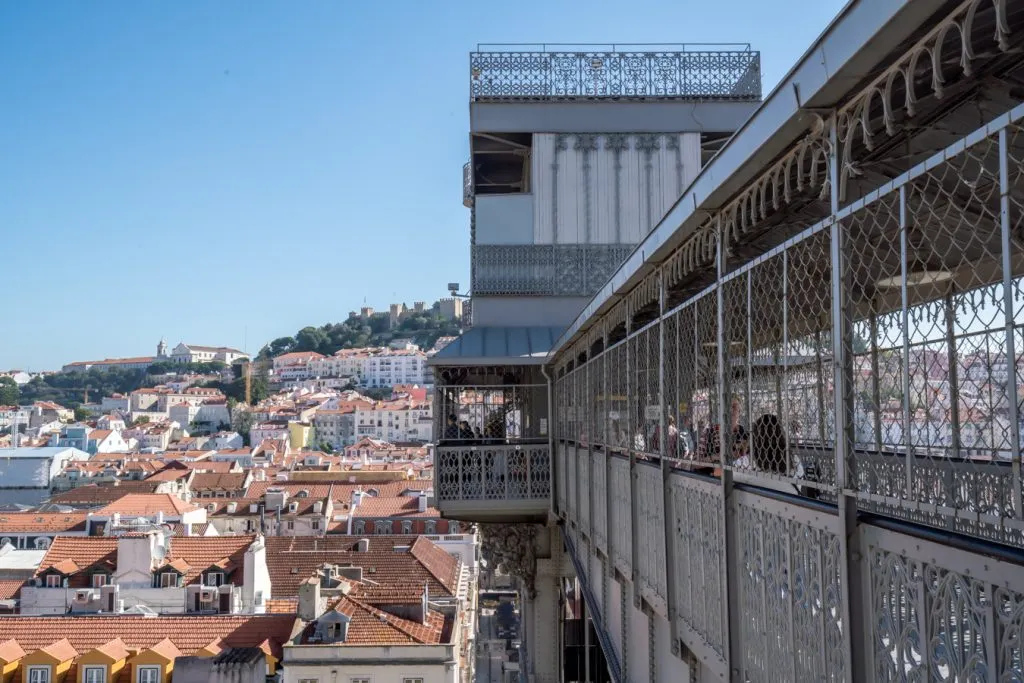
0, 0, 845, 370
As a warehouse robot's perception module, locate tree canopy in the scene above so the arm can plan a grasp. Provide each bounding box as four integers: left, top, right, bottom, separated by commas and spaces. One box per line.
258, 312, 462, 359
0, 377, 19, 406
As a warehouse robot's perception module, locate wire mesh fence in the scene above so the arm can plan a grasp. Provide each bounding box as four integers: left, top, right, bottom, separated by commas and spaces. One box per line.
550, 102, 1024, 544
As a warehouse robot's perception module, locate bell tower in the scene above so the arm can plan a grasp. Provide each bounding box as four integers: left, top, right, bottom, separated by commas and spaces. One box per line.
157, 338, 168, 358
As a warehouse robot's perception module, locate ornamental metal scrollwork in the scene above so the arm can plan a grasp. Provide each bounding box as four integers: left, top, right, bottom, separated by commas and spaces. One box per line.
470, 49, 761, 101
480, 523, 539, 598
835, 0, 1015, 201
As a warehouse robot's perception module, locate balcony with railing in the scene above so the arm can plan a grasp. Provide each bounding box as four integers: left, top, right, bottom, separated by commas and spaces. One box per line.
469, 44, 761, 101
433, 367, 551, 522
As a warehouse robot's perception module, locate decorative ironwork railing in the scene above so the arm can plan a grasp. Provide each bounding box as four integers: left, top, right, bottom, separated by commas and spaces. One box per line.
472, 244, 635, 297
546, 9, 1024, 675
470, 45, 761, 101
462, 161, 473, 208
435, 444, 551, 503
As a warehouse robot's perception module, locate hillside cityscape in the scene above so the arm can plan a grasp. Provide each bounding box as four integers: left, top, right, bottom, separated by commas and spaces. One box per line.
0, 295, 515, 682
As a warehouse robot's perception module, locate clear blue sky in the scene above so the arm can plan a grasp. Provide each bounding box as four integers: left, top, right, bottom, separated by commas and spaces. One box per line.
0, 0, 845, 371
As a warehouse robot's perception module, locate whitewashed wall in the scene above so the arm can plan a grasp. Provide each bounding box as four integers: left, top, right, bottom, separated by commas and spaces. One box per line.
532, 133, 700, 245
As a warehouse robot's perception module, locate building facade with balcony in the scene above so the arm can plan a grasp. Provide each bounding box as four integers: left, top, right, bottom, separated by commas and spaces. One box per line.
434, 5, 1024, 682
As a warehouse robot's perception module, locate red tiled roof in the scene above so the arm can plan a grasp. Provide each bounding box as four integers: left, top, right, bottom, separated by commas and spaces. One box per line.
0, 513, 87, 533
97, 494, 198, 516
0, 615, 298, 656
264, 536, 458, 599
351, 497, 439, 519
37, 538, 117, 582
244, 480, 411, 501
320, 595, 446, 645
264, 599, 297, 614
36, 536, 257, 587
48, 482, 162, 506
190, 472, 248, 492
0, 580, 24, 601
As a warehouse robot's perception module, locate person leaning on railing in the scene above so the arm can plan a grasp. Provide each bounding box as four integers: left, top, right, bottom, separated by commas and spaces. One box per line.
748, 413, 819, 499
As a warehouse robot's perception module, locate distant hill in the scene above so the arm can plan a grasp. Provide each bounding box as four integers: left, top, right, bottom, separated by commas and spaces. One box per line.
258, 311, 462, 359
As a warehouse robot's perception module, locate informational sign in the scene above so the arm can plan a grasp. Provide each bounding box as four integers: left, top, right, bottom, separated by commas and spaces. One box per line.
539, 419, 548, 435
645, 405, 662, 420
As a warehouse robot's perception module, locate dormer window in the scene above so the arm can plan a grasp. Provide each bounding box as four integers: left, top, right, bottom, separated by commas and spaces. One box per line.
45, 575, 61, 588
296, 490, 309, 498
91, 573, 108, 588
205, 571, 225, 586
83, 666, 106, 683
424, 520, 437, 534
159, 572, 179, 588
28, 667, 51, 683
136, 667, 160, 683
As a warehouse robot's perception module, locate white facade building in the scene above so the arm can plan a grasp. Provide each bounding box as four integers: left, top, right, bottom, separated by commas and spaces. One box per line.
170, 343, 249, 365
18, 531, 271, 616
353, 402, 432, 444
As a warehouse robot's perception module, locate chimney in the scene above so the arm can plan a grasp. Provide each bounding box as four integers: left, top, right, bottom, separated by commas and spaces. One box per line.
313, 501, 323, 514
351, 490, 364, 507
417, 493, 427, 513
100, 584, 120, 612
298, 578, 322, 621
356, 538, 369, 553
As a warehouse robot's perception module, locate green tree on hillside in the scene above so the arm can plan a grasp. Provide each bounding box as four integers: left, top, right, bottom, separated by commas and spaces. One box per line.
0, 377, 19, 406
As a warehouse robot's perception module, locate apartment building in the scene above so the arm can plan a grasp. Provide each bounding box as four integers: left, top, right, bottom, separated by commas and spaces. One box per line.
19, 531, 270, 616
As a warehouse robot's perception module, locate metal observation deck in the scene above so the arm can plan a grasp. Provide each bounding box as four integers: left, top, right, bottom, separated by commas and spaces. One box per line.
439, 2, 1024, 681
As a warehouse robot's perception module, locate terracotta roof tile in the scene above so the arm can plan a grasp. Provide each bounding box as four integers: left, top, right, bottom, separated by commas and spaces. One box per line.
244, 480, 410, 501
36, 536, 257, 587
351, 497, 439, 519
0, 581, 24, 601
190, 473, 248, 492
0, 513, 87, 533
264, 599, 297, 614
36, 538, 117, 584
0, 615, 297, 656
319, 595, 447, 645
48, 482, 162, 506
264, 536, 458, 599
97, 494, 198, 516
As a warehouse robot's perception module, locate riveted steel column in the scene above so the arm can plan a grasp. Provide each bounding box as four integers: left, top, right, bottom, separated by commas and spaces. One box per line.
999, 127, 1023, 518
659, 268, 681, 661
718, 217, 742, 682
627, 298, 642, 609
830, 116, 867, 682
